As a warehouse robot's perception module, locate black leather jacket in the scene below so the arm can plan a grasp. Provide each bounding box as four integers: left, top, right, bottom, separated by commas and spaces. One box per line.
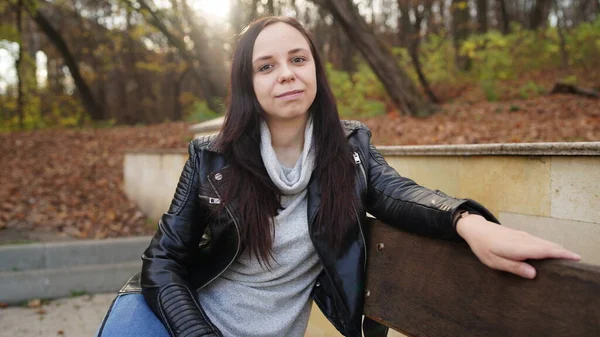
122, 120, 498, 337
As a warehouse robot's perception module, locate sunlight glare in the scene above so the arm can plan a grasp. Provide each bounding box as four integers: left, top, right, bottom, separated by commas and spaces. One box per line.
193, 0, 231, 20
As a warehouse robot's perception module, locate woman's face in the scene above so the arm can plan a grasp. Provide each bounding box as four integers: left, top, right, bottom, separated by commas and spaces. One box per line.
251, 22, 317, 124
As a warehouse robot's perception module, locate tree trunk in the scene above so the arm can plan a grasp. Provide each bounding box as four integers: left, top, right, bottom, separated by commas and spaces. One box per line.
250, 0, 259, 22
27, 5, 103, 121
554, 0, 570, 70
267, 0, 276, 15
530, 0, 550, 30
428, 0, 444, 36
410, 2, 439, 103
397, 0, 412, 47
476, 0, 488, 33
313, 7, 329, 58
452, 0, 472, 70
498, 0, 510, 34
125, 7, 153, 123
582, 0, 597, 23
336, 23, 357, 73
312, 0, 434, 116
16, 0, 25, 129
174, 65, 192, 121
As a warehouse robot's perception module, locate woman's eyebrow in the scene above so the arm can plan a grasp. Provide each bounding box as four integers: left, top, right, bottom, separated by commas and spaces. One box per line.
252, 48, 310, 64
287, 47, 309, 55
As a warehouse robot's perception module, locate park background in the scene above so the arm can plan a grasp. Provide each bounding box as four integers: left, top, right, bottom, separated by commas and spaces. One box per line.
0, 0, 599, 336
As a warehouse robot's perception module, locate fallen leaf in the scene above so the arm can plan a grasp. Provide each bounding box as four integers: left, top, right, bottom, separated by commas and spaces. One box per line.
28, 299, 42, 308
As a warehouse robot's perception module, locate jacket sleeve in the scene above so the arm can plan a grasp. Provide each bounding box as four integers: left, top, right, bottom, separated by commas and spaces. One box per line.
365, 141, 499, 241
141, 141, 222, 337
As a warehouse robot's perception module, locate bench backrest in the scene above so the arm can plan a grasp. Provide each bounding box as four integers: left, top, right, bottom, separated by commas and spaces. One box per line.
363, 219, 600, 337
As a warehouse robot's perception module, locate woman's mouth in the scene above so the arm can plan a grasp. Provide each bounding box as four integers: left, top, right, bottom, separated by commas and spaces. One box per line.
276, 90, 304, 100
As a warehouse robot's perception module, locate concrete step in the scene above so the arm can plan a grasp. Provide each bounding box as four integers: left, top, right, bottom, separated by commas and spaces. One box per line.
0, 261, 140, 304
0, 236, 152, 304
0, 236, 152, 272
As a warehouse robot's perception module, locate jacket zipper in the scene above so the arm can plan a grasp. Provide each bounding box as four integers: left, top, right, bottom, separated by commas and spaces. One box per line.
353, 151, 368, 272
198, 176, 241, 289
198, 195, 221, 205
353, 151, 368, 188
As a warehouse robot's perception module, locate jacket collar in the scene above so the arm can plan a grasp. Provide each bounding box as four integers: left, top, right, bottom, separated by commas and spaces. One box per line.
198, 119, 362, 154
341, 120, 363, 138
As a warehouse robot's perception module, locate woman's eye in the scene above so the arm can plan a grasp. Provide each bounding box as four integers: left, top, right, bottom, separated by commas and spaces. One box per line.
258, 64, 273, 72
291, 57, 306, 63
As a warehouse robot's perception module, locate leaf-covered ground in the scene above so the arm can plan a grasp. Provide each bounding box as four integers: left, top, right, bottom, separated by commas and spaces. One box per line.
367, 94, 600, 145
0, 123, 191, 243
1, 94, 598, 242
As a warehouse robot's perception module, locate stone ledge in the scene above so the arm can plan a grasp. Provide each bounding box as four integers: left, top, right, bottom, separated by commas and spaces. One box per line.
188, 116, 225, 134
0, 237, 150, 304
0, 262, 140, 304
125, 142, 600, 157
377, 142, 600, 156
0, 236, 151, 272
124, 148, 188, 154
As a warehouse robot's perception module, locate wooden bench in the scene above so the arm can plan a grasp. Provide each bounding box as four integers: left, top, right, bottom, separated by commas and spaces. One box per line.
363, 219, 600, 337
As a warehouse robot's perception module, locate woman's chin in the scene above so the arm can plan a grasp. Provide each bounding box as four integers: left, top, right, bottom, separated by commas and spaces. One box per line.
265, 109, 310, 122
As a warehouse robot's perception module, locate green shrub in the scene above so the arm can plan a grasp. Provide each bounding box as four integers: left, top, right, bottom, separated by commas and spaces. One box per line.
518, 81, 546, 99
460, 30, 515, 82
567, 17, 600, 69
481, 80, 499, 102
560, 75, 578, 85
326, 63, 386, 118
184, 100, 220, 123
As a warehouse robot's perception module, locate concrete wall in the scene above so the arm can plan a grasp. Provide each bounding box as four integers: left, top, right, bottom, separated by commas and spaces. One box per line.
382, 154, 600, 266
124, 144, 600, 266
123, 149, 187, 222
123, 140, 599, 337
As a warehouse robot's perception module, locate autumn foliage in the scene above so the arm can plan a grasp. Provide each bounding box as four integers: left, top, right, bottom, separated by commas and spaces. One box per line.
0, 93, 598, 242
1, 1, 599, 241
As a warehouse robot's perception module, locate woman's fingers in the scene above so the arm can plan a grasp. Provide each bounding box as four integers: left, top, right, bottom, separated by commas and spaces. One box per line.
529, 235, 563, 248
491, 238, 581, 261
489, 258, 537, 279
460, 218, 582, 279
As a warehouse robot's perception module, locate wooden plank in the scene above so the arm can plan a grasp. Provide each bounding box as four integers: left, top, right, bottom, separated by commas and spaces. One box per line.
363, 219, 600, 337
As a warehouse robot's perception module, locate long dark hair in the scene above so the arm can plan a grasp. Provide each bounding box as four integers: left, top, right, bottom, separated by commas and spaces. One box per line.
216, 16, 357, 266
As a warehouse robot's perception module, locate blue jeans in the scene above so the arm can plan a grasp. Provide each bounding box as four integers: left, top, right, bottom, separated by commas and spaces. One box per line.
96, 293, 170, 337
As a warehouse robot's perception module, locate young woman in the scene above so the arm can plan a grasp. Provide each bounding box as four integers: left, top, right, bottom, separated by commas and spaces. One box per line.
96, 16, 580, 337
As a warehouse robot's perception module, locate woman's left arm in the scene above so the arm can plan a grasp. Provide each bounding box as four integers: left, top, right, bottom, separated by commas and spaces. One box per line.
364, 139, 580, 279
456, 214, 580, 279
365, 142, 497, 240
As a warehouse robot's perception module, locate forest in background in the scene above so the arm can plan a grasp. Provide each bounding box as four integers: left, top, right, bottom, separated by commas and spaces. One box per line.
1, 0, 599, 132
1, 0, 599, 241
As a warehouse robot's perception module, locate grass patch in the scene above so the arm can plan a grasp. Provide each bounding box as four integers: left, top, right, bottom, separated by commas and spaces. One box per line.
69, 290, 90, 298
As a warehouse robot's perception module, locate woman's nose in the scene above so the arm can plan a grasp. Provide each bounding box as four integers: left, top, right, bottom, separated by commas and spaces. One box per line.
278, 65, 295, 83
